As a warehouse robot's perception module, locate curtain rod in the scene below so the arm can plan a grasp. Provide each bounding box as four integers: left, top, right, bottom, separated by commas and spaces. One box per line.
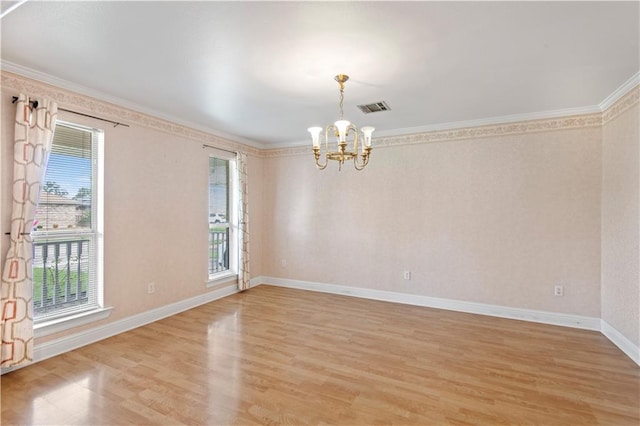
11, 96, 130, 128
202, 144, 237, 155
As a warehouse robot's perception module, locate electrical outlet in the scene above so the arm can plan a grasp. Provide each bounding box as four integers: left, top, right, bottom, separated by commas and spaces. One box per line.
148, 282, 156, 294
403, 271, 411, 281
281, 259, 287, 267
554, 285, 563, 297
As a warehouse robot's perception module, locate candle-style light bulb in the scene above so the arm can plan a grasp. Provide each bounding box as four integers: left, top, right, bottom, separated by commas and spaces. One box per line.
334, 120, 350, 143
308, 127, 322, 148
361, 126, 375, 147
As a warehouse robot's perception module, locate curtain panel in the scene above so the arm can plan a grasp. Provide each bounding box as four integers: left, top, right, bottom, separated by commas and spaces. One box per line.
237, 152, 250, 291
1, 94, 58, 368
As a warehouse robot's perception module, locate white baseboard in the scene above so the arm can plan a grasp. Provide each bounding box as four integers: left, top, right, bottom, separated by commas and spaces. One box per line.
2, 279, 261, 375
260, 276, 601, 330
601, 320, 640, 366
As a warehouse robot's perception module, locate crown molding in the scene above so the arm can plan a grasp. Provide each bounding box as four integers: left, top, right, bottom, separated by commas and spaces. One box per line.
599, 71, 640, 112
0, 0, 28, 19
377, 112, 603, 148
263, 112, 603, 158
266, 105, 603, 150
376, 105, 603, 139
0, 61, 268, 151
602, 84, 640, 125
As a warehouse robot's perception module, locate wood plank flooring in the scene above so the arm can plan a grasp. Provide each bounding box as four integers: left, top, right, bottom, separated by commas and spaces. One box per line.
2, 285, 639, 425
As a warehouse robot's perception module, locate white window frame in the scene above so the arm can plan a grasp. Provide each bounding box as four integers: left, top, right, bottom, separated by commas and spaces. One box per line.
32, 121, 110, 336
207, 152, 238, 286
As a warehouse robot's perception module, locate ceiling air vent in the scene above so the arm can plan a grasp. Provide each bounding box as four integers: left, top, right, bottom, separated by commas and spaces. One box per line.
357, 101, 391, 114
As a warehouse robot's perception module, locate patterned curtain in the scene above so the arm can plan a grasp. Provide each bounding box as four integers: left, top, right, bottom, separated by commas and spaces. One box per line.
1, 94, 57, 368
237, 152, 250, 291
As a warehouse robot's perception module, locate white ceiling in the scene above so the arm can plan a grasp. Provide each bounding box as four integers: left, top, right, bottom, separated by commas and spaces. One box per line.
1, 1, 638, 148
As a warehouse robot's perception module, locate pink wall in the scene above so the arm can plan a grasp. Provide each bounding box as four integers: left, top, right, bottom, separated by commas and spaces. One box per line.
601, 92, 640, 346
263, 126, 603, 316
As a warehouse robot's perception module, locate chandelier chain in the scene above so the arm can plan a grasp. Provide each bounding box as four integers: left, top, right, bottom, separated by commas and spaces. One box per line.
339, 84, 344, 119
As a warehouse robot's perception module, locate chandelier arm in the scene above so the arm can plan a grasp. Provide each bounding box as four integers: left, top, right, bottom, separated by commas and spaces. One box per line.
316, 127, 329, 169
313, 147, 328, 170
353, 147, 372, 171
317, 159, 329, 170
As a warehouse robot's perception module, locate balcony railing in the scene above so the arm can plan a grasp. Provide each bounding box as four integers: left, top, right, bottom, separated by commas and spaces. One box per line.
209, 228, 229, 275
33, 239, 90, 315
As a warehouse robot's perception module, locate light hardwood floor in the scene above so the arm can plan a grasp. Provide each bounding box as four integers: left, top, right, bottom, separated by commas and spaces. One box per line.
2, 285, 639, 425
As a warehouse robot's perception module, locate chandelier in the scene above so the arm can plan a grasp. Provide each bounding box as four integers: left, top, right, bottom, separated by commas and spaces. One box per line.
308, 74, 375, 171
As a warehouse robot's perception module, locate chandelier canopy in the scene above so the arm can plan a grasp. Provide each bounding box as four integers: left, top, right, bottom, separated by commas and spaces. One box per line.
308, 74, 374, 171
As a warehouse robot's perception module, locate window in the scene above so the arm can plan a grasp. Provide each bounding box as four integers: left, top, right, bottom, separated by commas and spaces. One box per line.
208, 155, 237, 281
32, 122, 103, 323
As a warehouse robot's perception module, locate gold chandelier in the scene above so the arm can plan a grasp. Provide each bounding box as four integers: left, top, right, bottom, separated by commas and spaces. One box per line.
308, 74, 375, 171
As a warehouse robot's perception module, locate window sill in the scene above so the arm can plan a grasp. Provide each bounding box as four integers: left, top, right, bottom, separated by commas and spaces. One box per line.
207, 272, 237, 288
34, 307, 113, 338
